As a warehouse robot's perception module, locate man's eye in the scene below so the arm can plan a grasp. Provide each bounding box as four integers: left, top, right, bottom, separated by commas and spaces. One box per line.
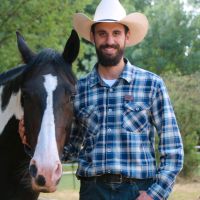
113, 31, 120, 36
99, 32, 106, 37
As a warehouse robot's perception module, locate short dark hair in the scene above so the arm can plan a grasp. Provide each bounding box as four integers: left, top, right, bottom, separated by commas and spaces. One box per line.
91, 23, 129, 35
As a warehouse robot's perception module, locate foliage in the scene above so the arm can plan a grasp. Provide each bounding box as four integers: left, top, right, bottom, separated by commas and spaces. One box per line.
1, 0, 199, 76
77, 41, 97, 78
164, 72, 200, 139
181, 132, 200, 177
0, 0, 92, 73
125, 0, 200, 75
164, 72, 200, 177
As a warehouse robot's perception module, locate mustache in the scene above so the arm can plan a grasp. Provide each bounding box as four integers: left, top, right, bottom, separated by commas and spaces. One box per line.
100, 44, 119, 50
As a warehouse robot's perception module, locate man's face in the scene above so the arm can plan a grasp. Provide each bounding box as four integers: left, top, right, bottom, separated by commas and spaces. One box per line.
91, 22, 130, 67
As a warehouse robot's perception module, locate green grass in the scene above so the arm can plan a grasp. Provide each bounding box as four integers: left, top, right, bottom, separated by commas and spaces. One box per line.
60, 163, 79, 190
57, 174, 80, 191
62, 163, 78, 172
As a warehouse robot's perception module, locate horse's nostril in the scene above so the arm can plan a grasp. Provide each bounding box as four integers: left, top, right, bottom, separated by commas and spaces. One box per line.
29, 164, 37, 178
36, 174, 46, 186
55, 162, 62, 175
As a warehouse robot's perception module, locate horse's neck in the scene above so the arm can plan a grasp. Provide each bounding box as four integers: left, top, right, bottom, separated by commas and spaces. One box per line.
0, 84, 24, 135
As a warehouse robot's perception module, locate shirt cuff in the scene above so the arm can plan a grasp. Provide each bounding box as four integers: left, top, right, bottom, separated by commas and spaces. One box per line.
147, 182, 172, 200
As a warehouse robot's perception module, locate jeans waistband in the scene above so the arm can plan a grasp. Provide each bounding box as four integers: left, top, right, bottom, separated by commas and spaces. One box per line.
77, 174, 154, 184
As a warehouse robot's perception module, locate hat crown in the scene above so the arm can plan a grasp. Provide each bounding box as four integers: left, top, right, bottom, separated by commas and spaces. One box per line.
94, 0, 126, 21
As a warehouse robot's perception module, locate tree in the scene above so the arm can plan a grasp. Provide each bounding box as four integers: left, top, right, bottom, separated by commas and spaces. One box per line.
0, 0, 92, 73
184, 12, 200, 74
125, 0, 200, 75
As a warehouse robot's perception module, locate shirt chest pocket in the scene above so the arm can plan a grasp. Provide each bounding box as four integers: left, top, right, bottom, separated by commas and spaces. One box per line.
123, 102, 150, 133
77, 105, 100, 135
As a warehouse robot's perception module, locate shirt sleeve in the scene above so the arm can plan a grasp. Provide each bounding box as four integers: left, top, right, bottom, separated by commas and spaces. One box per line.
64, 116, 84, 159
147, 78, 184, 200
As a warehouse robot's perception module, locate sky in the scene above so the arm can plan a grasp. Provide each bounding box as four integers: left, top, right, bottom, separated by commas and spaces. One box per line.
181, 0, 200, 14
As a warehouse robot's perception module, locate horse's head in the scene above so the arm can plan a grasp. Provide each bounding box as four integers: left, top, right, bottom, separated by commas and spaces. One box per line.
17, 30, 79, 192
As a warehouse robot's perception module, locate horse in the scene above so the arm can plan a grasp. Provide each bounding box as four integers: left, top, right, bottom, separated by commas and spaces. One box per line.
0, 30, 79, 200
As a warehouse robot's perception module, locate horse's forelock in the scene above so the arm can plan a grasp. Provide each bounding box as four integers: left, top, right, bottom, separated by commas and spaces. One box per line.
25, 48, 76, 86
27, 49, 64, 69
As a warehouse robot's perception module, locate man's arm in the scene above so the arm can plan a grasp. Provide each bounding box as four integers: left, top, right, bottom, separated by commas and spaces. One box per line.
146, 78, 184, 200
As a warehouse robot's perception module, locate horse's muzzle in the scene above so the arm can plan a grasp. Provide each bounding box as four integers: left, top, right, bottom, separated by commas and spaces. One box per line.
29, 159, 62, 192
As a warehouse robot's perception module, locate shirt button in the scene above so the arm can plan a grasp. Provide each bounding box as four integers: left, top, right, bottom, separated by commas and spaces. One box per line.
107, 148, 111, 152
108, 108, 112, 112
135, 107, 140, 112
109, 88, 113, 92
107, 128, 112, 132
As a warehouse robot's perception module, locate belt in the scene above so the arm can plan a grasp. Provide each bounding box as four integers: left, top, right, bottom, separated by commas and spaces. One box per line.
78, 174, 153, 184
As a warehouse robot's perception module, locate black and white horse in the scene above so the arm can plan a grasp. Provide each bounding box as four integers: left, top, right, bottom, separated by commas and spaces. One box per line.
0, 30, 79, 200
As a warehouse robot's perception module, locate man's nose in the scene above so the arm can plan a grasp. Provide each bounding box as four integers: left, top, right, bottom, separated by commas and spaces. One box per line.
106, 34, 115, 45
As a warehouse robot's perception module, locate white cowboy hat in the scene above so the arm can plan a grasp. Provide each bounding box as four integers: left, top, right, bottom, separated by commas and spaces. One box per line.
73, 0, 149, 46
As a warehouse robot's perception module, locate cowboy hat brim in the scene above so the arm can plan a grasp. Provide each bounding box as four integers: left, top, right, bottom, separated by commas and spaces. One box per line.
73, 12, 149, 46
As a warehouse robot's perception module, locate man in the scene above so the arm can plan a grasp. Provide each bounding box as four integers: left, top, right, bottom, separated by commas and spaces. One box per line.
20, 0, 184, 199
70, 0, 183, 199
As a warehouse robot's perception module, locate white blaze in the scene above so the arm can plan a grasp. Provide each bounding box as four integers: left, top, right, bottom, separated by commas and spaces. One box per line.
0, 86, 24, 135
32, 74, 59, 167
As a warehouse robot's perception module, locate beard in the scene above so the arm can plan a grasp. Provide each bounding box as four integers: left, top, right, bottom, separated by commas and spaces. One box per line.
95, 43, 125, 67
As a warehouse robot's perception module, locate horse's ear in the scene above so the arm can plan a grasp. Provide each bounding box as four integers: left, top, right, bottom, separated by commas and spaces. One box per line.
16, 31, 35, 64
62, 29, 80, 64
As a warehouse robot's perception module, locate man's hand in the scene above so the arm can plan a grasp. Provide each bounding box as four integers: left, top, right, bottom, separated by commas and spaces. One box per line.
18, 118, 30, 147
136, 191, 153, 200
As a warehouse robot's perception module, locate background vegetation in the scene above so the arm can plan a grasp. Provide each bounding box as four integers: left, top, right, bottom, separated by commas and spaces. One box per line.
0, 0, 199, 178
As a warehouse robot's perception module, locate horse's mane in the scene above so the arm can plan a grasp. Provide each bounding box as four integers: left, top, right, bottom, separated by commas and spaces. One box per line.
0, 65, 26, 86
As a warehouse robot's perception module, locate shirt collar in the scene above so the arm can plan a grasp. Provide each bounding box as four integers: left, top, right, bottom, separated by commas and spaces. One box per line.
88, 58, 134, 87
119, 58, 134, 84
88, 63, 102, 87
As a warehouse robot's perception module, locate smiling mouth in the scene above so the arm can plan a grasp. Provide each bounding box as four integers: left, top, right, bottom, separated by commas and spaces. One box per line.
102, 47, 116, 54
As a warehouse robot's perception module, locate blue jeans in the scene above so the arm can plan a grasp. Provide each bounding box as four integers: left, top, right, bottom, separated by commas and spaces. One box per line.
79, 178, 155, 200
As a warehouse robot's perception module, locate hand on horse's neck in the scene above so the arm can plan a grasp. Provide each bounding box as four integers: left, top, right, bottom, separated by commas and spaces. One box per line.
98, 58, 125, 80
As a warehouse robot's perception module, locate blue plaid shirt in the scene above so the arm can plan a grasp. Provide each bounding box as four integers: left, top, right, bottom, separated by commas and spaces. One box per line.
68, 60, 184, 200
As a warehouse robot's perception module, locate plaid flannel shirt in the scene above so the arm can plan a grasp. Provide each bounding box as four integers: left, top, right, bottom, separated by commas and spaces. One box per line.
68, 60, 184, 200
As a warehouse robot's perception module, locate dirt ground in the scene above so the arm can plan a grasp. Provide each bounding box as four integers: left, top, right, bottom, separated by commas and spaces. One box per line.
40, 181, 200, 200
169, 181, 200, 200
39, 190, 78, 200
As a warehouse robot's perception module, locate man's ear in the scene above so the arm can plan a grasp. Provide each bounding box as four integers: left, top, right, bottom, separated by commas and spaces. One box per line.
90, 31, 95, 44
125, 30, 131, 45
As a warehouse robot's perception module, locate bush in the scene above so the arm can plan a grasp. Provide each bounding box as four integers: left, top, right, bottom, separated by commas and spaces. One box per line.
163, 72, 200, 177
181, 132, 200, 177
